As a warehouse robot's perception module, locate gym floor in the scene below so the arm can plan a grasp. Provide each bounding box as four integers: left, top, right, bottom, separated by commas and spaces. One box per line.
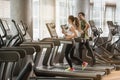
103, 71, 120, 80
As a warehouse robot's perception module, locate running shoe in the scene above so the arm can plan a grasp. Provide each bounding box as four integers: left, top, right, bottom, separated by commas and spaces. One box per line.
65, 67, 75, 71
82, 62, 88, 70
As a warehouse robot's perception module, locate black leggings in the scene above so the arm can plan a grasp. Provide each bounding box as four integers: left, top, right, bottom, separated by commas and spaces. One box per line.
79, 39, 95, 63
65, 44, 83, 68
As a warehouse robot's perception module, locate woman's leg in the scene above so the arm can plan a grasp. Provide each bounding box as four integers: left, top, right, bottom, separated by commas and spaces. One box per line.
65, 44, 73, 68
70, 46, 83, 65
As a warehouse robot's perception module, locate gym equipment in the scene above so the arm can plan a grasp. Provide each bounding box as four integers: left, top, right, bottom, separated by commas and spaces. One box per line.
0, 51, 20, 80
89, 20, 120, 66
30, 77, 93, 80
17, 21, 106, 80
46, 23, 115, 74
0, 19, 35, 80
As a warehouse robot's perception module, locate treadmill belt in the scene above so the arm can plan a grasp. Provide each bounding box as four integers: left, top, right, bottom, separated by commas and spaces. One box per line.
35, 67, 105, 78
30, 77, 93, 80
54, 64, 115, 70
50, 68, 105, 76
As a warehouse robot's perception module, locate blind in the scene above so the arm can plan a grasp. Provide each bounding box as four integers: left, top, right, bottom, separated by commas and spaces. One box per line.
0, 0, 10, 18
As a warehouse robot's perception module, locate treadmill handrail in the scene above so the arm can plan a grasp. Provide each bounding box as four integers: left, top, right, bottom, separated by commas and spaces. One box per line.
0, 19, 7, 38
21, 42, 54, 48
0, 51, 20, 62
2, 46, 35, 55
0, 48, 26, 58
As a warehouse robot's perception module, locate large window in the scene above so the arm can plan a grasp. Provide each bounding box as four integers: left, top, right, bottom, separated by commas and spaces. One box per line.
56, 0, 77, 37
0, 0, 10, 36
33, 0, 56, 40
56, 0, 68, 37
33, 0, 77, 40
0, 0, 10, 18
33, 0, 40, 40
90, 0, 117, 36
116, 0, 120, 24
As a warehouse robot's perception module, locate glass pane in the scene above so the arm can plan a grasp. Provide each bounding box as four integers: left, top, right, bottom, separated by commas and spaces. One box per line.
33, 0, 40, 40
0, 1, 10, 18
90, 0, 117, 37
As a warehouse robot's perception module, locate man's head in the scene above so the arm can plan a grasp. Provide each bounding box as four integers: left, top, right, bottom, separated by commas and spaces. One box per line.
78, 12, 85, 20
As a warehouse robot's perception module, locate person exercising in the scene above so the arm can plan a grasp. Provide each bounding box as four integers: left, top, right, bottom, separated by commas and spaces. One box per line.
78, 12, 96, 66
62, 15, 88, 71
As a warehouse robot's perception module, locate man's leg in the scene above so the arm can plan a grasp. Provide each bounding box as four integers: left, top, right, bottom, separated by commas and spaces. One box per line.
85, 40, 96, 66
78, 42, 84, 59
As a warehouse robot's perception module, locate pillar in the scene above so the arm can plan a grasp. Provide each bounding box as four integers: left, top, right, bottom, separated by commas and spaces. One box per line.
10, 0, 33, 38
76, 0, 90, 20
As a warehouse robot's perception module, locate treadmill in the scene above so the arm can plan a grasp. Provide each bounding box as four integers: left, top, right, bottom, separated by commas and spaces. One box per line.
0, 51, 20, 80
35, 36, 112, 75
46, 23, 115, 73
0, 31, 35, 80
0, 19, 41, 61
33, 40, 105, 80
16, 21, 106, 80
18, 32, 105, 79
30, 77, 93, 80
0, 19, 37, 80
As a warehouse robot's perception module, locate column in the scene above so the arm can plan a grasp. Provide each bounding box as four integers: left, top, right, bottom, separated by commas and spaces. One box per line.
76, 0, 90, 20
10, 0, 33, 38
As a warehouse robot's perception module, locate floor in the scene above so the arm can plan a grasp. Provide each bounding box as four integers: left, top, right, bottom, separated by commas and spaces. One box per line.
102, 71, 120, 80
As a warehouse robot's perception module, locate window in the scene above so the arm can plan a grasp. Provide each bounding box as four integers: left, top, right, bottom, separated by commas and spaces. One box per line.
115, 0, 120, 24
56, 0, 67, 37
56, 0, 77, 37
0, 0, 10, 36
68, 0, 76, 16
33, 0, 78, 39
90, 2, 94, 20
0, 0, 10, 18
33, 0, 40, 40
33, 0, 55, 40
90, 0, 117, 36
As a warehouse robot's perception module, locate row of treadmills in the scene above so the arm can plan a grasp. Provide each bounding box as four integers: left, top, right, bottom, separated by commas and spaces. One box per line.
0, 18, 120, 80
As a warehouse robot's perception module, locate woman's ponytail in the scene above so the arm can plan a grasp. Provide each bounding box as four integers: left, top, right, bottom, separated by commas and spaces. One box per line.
74, 17, 79, 28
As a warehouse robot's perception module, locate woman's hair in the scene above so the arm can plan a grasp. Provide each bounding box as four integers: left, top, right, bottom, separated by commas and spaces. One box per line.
68, 15, 74, 22
74, 17, 79, 28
